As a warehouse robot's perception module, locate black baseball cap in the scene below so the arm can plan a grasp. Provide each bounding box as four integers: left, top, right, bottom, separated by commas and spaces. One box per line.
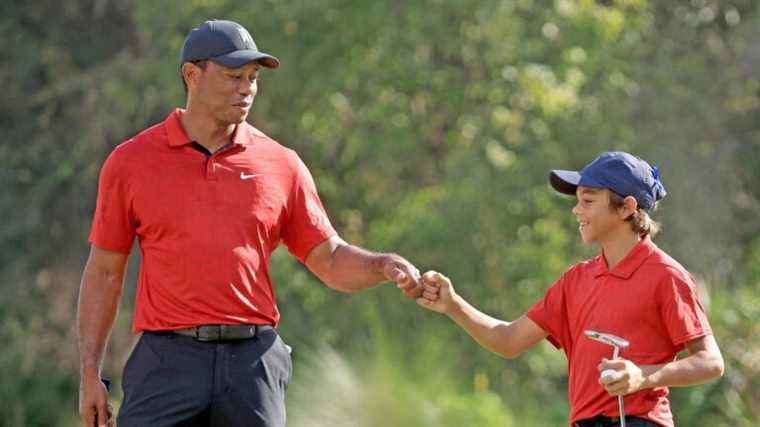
180, 20, 279, 69
549, 151, 667, 210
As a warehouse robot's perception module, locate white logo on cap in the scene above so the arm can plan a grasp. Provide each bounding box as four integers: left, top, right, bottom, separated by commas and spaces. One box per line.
238, 28, 254, 47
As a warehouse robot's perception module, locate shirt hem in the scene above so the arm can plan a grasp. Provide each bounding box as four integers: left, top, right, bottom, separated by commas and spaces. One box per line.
89, 238, 133, 255
295, 231, 338, 264
525, 311, 562, 349
671, 329, 712, 348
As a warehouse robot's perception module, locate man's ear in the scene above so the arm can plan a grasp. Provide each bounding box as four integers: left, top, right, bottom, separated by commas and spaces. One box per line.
620, 195, 638, 219
181, 62, 203, 90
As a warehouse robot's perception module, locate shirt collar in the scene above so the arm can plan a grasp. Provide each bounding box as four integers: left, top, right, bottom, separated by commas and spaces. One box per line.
165, 108, 255, 147
592, 235, 656, 279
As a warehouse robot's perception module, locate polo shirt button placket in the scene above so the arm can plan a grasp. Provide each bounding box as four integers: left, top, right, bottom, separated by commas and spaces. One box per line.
206, 159, 218, 181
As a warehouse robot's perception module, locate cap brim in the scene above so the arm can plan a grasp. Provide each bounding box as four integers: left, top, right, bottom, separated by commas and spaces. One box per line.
549, 170, 581, 195
211, 50, 280, 69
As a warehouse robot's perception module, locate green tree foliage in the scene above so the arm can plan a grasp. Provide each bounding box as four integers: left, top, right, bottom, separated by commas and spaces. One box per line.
1, 0, 758, 425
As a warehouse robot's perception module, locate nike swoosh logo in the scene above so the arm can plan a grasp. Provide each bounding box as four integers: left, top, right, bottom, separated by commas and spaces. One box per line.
240, 172, 263, 180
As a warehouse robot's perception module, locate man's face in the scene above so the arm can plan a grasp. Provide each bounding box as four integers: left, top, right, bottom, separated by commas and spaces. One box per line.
572, 187, 625, 244
190, 61, 260, 125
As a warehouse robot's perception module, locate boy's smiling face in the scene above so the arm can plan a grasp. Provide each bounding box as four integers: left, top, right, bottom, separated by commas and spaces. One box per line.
572, 187, 627, 244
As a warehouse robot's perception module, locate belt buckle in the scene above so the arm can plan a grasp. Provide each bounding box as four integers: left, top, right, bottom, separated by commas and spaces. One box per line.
193, 324, 260, 341
210, 325, 221, 341
196, 325, 221, 342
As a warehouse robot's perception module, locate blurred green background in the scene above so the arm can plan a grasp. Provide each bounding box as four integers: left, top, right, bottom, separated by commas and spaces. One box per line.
2, 0, 759, 425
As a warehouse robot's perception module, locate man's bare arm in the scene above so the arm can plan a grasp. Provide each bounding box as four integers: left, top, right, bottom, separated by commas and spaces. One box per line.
305, 235, 422, 298
77, 245, 128, 426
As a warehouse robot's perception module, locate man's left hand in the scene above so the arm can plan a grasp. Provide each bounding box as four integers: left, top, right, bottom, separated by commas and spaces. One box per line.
598, 358, 647, 396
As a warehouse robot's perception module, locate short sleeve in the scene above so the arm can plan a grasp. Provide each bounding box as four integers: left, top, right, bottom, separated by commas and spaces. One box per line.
281, 154, 337, 262
88, 149, 136, 254
657, 272, 712, 349
526, 272, 572, 350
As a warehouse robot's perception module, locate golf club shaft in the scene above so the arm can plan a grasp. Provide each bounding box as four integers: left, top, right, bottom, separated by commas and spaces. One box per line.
618, 395, 625, 427
612, 346, 626, 427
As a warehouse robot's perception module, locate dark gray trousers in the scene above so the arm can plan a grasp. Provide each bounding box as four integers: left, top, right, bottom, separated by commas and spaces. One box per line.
117, 328, 292, 427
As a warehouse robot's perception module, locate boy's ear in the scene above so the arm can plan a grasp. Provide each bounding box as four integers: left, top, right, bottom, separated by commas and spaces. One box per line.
619, 195, 638, 219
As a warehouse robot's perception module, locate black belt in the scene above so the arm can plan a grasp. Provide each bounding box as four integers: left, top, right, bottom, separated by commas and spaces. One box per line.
574, 415, 656, 427
172, 324, 273, 342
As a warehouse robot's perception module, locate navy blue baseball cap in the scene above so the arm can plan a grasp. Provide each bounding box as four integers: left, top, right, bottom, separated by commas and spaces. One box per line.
181, 20, 279, 69
549, 151, 667, 210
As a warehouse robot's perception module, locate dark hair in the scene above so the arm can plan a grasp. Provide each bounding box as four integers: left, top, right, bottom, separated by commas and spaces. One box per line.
608, 191, 661, 238
180, 60, 208, 94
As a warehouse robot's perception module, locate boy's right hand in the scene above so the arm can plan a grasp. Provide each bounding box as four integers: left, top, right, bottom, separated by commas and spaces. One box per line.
417, 271, 458, 314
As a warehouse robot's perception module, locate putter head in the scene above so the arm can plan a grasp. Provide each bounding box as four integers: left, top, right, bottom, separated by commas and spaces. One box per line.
584, 330, 629, 348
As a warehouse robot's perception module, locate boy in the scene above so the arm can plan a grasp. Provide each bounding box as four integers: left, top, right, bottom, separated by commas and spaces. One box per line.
418, 152, 724, 426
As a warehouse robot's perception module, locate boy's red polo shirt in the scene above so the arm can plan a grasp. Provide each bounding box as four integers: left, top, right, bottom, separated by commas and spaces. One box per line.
89, 109, 336, 332
527, 237, 712, 427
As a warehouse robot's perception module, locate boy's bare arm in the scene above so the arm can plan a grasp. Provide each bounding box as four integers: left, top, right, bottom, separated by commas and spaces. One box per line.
418, 271, 548, 358
598, 334, 724, 396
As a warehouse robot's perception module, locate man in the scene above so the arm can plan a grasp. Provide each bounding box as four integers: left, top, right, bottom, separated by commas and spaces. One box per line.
418, 152, 724, 426
78, 20, 423, 427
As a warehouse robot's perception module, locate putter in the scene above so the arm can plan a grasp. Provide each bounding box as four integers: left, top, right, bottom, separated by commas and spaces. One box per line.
584, 330, 630, 427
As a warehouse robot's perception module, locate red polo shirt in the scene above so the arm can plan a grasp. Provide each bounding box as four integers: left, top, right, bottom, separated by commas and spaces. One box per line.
89, 109, 336, 332
527, 236, 712, 427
